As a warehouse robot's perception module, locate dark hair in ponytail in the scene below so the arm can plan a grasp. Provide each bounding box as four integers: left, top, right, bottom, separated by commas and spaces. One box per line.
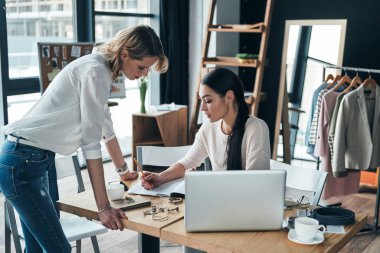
201, 68, 249, 170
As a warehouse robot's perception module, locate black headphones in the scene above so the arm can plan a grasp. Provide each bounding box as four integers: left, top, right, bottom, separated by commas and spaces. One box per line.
309, 207, 355, 226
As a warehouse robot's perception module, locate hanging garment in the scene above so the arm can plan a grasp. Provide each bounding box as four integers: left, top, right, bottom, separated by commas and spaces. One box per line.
314, 90, 340, 157
333, 85, 380, 175
328, 93, 346, 175
315, 89, 360, 200
308, 84, 345, 155
306, 82, 328, 156
307, 84, 328, 156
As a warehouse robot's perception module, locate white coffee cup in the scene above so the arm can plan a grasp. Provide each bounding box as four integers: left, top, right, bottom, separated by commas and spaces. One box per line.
294, 217, 326, 242
106, 183, 124, 200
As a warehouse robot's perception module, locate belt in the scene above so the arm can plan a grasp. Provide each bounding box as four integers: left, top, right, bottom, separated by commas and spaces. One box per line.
309, 207, 355, 226
7, 134, 37, 147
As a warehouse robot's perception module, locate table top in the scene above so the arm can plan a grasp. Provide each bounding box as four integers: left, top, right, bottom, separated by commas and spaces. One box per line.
57, 191, 184, 237
160, 210, 367, 253
58, 181, 367, 253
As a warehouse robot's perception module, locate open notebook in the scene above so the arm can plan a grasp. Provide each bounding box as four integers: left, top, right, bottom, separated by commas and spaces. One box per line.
127, 178, 185, 197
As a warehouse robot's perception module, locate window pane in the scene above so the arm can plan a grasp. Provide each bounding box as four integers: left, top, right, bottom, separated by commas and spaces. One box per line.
7, 93, 41, 124
94, 0, 149, 14
6, 0, 74, 79
95, 16, 150, 42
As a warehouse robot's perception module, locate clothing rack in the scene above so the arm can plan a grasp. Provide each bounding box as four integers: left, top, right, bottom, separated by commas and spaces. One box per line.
323, 65, 380, 79
322, 64, 380, 233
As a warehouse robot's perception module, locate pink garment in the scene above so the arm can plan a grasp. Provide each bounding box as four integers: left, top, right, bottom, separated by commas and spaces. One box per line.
315, 90, 360, 200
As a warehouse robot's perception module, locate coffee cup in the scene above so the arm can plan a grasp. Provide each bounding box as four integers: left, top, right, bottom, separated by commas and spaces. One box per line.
106, 183, 124, 200
294, 217, 326, 242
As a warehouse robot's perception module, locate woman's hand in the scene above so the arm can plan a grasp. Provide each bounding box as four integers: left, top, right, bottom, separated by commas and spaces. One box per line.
120, 170, 138, 181
98, 207, 127, 231
140, 172, 163, 190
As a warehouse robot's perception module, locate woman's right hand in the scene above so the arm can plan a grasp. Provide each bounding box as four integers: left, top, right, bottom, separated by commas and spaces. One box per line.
140, 172, 163, 190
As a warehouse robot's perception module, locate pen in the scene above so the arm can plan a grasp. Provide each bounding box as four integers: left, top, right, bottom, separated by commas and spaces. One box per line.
133, 158, 152, 190
133, 158, 146, 177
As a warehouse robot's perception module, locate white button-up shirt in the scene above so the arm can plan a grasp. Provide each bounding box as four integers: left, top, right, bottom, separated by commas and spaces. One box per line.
2, 53, 115, 159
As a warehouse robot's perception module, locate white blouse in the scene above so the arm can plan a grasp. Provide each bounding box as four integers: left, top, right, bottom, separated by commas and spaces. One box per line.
178, 116, 271, 170
2, 54, 115, 159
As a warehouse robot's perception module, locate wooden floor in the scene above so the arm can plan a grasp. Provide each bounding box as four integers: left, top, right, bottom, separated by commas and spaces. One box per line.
1, 158, 379, 253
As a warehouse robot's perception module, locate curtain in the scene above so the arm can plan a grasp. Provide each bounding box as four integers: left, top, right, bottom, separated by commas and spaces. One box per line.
159, 0, 189, 105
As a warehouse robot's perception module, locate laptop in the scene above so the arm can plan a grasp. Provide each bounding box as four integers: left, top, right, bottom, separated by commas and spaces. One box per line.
185, 170, 286, 232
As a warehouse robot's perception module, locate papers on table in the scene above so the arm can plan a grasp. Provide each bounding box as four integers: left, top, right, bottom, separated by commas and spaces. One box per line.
326, 225, 345, 234
128, 178, 185, 197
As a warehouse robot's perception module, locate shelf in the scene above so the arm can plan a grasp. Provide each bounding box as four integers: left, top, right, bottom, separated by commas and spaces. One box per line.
132, 107, 188, 170
208, 23, 264, 33
203, 57, 258, 68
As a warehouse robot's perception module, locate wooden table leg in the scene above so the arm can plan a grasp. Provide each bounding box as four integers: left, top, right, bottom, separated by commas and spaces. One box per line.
138, 233, 159, 253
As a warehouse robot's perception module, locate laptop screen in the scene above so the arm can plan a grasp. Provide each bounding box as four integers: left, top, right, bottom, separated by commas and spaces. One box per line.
185, 170, 286, 232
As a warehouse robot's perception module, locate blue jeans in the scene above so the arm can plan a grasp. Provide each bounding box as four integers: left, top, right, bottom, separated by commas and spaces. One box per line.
0, 139, 71, 253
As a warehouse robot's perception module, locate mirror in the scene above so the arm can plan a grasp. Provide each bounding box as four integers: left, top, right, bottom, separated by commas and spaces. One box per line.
273, 19, 347, 165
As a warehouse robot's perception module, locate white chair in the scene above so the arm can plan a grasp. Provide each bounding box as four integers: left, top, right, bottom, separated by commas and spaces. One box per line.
136, 145, 193, 170
4, 154, 108, 253
270, 159, 328, 206
135, 145, 193, 252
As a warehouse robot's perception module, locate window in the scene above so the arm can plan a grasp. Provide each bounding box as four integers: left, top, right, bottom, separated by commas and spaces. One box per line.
94, 0, 149, 13
93, 0, 158, 155
5, 0, 74, 79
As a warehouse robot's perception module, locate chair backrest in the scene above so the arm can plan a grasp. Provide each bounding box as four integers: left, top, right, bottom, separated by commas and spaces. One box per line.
55, 154, 85, 193
270, 159, 327, 206
136, 145, 192, 167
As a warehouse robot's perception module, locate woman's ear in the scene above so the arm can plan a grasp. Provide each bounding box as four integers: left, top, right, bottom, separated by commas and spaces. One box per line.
120, 47, 129, 62
226, 90, 235, 102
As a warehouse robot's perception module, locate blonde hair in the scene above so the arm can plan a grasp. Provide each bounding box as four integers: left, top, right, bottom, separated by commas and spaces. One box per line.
95, 25, 168, 80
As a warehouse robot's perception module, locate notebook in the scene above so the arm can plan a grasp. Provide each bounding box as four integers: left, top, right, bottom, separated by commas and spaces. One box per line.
185, 170, 286, 232
128, 178, 185, 197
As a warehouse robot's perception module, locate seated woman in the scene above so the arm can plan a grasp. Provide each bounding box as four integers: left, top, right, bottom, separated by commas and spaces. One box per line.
141, 68, 271, 253
141, 67, 271, 188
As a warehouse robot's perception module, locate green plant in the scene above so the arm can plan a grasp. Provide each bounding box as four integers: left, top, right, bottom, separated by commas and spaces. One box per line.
138, 74, 149, 113
235, 53, 259, 59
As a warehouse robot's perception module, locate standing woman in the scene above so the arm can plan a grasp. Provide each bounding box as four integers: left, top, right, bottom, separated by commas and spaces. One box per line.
0, 25, 168, 252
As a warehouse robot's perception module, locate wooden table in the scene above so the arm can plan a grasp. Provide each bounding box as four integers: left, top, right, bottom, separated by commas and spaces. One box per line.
58, 192, 367, 253
161, 211, 367, 253
58, 191, 184, 253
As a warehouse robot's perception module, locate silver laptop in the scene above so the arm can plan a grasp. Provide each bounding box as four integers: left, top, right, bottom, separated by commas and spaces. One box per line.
185, 170, 286, 232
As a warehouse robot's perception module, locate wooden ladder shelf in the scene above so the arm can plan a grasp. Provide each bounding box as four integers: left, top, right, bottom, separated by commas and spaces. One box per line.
189, 0, 274, 143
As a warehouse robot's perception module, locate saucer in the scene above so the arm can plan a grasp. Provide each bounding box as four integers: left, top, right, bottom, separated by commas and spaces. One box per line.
288, 229, 324, 245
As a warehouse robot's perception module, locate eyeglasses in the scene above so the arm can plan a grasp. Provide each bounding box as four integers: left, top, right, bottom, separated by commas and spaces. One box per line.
284, 196, 310, 209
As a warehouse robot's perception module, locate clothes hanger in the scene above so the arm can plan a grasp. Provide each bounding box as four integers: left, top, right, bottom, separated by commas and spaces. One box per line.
361, 70, 378, 88
343, 70, 361, 93
333, 69, 352, 91
326, 74, 341, 89
324, 73, 334, 82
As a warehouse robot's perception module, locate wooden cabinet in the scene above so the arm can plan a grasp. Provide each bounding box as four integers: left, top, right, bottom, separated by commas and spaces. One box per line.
132, 106, 188, 170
